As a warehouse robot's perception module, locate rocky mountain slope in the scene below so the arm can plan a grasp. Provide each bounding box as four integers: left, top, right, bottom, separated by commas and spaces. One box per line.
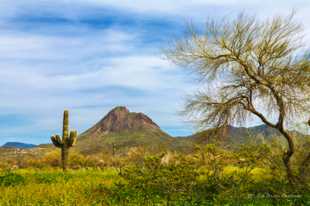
76, 106, 174, 154
82, 106, 161, 135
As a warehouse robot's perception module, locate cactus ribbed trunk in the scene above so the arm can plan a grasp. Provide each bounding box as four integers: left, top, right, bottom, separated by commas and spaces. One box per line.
61, 147, 69, 171
63, 110, 69, 139
62, 110, 69, 171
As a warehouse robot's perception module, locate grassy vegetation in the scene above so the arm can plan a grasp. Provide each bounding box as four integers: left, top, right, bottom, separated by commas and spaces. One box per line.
0, 168, 119, 205
0, 143, 309, 205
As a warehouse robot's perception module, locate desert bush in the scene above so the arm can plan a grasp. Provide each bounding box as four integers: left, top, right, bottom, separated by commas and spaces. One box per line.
99, 147, 310, 205
0, 172, 25, 187
103, 155, 199, 205
32, 172, 73, 184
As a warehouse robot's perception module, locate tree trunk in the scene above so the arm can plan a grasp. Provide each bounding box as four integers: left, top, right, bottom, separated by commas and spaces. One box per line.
299, 120, 310, 181
299, 152, 310, 182
278, 127, 296, 184
61, 147, 69, 171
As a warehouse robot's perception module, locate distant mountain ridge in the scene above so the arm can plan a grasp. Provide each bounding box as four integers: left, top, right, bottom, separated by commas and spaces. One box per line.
74, 106, 308, 154
186, 125, 279, 145
10, 106, 303, 154
2, 142, 37, 149
185, 124, 309, 148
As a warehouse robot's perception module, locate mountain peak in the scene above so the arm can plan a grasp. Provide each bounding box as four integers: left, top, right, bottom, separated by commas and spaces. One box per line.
83, 106, 160, 135
77, 106, 172, 154
110, 106, 130, 114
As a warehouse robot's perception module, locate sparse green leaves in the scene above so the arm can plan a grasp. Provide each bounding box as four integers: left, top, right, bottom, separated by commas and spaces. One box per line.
167, 13, 310, 129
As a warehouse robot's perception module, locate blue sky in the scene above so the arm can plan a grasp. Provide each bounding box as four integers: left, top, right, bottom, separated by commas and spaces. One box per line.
0, 0, 309, 145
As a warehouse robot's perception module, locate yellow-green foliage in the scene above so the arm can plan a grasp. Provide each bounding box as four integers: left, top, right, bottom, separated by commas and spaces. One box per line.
0, 159, 308, 205
0, 142, 309, 205
0, 168, 119, 206
222, 165, 273, 182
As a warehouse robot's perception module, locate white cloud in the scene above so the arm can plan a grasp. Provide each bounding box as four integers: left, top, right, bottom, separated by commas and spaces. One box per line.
0, 28, 135, 63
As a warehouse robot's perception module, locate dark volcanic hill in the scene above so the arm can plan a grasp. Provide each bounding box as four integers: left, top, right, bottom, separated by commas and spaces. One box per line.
83, 106, 161, 135
76, 106, 173, 154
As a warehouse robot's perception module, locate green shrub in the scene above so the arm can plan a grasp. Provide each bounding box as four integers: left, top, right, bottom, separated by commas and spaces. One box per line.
33, 172, 73, 184
0, 172, 25, 187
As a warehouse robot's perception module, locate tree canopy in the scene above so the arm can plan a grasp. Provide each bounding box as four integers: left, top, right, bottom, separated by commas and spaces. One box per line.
167, 14, 310, 184
168, 14, 310, 129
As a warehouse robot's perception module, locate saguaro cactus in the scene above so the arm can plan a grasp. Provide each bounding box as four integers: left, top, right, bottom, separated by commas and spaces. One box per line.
51, 110, 77, 171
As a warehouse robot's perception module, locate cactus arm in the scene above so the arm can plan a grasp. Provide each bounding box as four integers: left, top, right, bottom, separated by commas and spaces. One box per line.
67, 130, 77, 147
51, 135, 63, 148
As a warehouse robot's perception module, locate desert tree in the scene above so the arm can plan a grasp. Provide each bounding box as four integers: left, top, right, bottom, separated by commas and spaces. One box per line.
166, 14, 310, 183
